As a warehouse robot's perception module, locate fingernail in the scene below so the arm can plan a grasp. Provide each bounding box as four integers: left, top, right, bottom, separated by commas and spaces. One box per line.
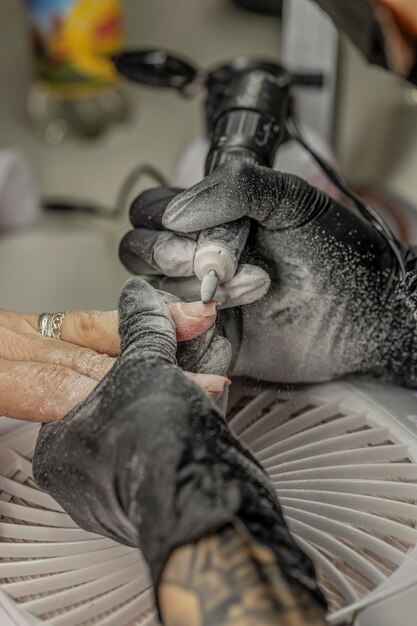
207, 377, 232, 399
185, 373, 231, 399
177, 301, 217, 319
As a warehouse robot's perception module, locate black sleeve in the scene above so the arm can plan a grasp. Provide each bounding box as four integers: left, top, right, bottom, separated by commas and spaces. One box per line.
311, 0, 417, 85
311, 0, 388, 67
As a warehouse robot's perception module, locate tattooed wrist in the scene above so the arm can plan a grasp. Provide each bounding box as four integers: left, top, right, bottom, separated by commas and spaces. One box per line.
159, 525, 327, 626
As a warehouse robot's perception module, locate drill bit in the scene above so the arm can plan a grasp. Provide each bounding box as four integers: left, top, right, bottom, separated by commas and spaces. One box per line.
201, 270, 219, 304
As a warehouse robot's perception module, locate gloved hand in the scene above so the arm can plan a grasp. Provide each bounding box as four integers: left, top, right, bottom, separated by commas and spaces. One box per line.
120, 163, 417, 386
33, 277, 323, 611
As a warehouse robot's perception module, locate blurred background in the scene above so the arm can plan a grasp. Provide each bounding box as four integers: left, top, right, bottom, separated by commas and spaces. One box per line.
0, 0, 417, 313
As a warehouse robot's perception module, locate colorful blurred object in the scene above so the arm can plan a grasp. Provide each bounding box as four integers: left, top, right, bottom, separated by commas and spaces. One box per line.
25, 0, 129, 142
26, 0, 122, 89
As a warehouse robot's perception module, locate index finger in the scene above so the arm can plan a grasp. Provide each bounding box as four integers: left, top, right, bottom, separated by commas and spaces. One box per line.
163, 161, 291, 233
24, 302, 217, 355
0, 358, 97, 422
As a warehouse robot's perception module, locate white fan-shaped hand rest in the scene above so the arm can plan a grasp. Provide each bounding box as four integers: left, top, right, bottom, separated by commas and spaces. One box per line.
1, 380, 417, 626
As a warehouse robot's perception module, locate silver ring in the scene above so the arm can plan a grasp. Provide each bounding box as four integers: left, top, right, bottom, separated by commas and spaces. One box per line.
38, 312, 66, 340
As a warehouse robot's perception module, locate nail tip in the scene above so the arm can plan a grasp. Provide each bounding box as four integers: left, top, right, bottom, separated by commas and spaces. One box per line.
178, 301, 217, 319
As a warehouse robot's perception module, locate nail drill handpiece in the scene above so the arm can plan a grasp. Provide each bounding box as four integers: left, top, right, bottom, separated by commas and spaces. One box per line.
201, 270, 219, 304
197, 68, 292, 302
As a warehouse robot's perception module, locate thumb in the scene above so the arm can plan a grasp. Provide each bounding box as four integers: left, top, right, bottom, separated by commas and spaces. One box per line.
118, 277, 176, 363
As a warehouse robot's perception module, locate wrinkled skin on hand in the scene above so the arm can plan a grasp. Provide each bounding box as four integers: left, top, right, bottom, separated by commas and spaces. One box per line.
0, 308, 117, 422
0, 299, 229, 422
120, 163, 417, 386
33, 278, 324, 611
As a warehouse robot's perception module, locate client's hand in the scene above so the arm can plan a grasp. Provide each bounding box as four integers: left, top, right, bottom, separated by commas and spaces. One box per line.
0, 298, 226, 422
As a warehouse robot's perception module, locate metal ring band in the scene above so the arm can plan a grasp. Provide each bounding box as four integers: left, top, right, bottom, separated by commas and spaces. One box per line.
38, 312, 65, 340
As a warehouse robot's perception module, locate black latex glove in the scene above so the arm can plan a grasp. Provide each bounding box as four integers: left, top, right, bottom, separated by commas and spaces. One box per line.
33, 277, 323, 611
120, 163, 417, 386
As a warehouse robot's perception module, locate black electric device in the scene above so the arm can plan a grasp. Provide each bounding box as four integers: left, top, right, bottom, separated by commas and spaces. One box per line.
113, 50, 323, 301
198, 61, 294, 301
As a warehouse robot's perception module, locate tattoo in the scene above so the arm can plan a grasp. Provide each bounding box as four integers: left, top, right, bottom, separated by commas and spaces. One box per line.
159, 525, 327, 626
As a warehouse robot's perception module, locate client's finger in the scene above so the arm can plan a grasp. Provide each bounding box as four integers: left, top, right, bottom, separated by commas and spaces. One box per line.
0, 320, 115, 382
185, 372, 230, 400
61, 311, 120, 356
169, 300, 217, 341
0, 358, 97, 422
28, 340, 115, 382
23, 310, 121, 357
118, 278, 218, 362
25, 300, 216, 359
